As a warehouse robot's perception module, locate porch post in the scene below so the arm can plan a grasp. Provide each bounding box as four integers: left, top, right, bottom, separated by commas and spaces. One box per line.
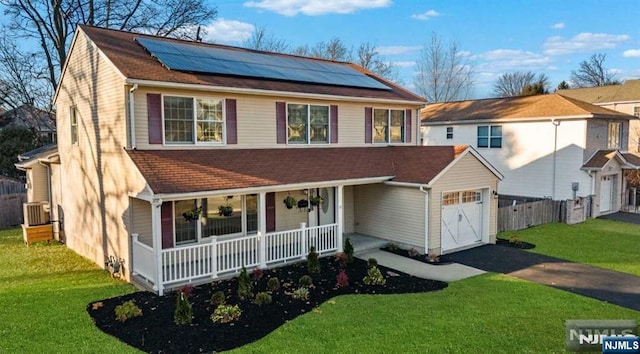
337, 185, 344, 252
258, 192, 267, 268
151, 199, 164, 296
300, 222, 307, 259
130, 233, 139, 276
210, 236, 218, 278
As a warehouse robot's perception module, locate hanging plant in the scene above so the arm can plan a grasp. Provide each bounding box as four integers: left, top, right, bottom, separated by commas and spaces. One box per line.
283, 195, 296, 209
218, 205, 233, 217
182, 206, 202, 221
309, 195, 324, 206
297, 199, 309, 209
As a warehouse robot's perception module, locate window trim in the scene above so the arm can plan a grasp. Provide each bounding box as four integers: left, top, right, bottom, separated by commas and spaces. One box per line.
607, 121, 622, 149
372, 108, 406, 144
286, 102, 331, 145
161, 94, 227, 146
477, 125, 502, 148
70, 106, 78, 145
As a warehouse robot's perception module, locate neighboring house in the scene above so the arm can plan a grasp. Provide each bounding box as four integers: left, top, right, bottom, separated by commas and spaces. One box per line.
0, 104, 56, 143
559, 80, 640, 152
421, 93, 639, 218
17, 25, 501, 295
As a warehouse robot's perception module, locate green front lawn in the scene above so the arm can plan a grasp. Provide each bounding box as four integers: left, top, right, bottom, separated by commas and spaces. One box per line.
500, 219, 640, 276
1, 223, 638, 353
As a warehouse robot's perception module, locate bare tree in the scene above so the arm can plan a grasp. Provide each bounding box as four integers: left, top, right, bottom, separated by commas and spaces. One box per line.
242, 26, 289, 53
308, 37, 352, 61
1, 0, 217, 93
570, 53, 620, 88
356, 42, 402, 84
492, 71, 550, 97
414, 33, 475, 103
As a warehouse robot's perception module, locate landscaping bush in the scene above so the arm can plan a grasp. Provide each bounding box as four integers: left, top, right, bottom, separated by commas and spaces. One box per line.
335, 270, 349, 288
299, 275, 313, 288
266, 277, 280, 292
344, 237, 354, 263
237, 267, 253, 299
211, 304, 242, 323
363, 266, 386, 285
210, 291, 226, 307
252, 268, 264, 281
307, 246, 320, 274
367, 258, 378, 268
291, 287, 309, 300
174, 290, 193, 325
335, 252, 348, 268
254, 292, 272, 306
114, 299, 142, 322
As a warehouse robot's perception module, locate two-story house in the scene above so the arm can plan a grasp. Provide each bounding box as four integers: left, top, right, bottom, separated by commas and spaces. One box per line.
18, 26, 502, 295
421, 94, 639, 218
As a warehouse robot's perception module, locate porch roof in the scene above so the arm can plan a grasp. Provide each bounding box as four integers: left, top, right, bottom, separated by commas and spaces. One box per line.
126, 146, 469, 195
582, 149, 640, 170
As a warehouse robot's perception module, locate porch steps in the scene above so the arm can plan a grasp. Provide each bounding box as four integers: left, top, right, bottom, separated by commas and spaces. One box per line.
346, 233, 389, 254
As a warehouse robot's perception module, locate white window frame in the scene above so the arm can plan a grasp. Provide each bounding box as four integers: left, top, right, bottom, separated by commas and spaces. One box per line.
162, 94, 226, 146
477, 125, 502, 148
286, 103, 330, 145
70, 106, 78, 145
373, 108, 406, 144
607, 122, 622, 148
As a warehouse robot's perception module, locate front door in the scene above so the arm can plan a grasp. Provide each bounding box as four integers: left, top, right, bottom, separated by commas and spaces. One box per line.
308, 187, 335, 227
600, 176, 613, 213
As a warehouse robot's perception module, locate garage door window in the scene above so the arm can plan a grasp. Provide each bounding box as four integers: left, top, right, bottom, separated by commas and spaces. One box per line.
462, 191, 482, 203
442, 192, 460, 205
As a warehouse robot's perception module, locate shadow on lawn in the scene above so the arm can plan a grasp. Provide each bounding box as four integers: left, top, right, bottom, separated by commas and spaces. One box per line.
87, 257, 447, 353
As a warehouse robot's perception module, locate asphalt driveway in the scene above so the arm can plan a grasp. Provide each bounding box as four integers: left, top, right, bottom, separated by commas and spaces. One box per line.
443, 245, 640, 311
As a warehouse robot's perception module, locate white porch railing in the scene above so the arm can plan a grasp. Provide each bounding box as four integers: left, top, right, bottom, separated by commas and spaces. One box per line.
132, 223, 338, 294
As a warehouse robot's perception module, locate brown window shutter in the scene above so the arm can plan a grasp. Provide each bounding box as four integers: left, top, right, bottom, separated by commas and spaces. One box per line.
364, 107, 372, 143
330, 105, 338, 143
405, 109, 412, 143
147, 94, 163, 144
161, 202, 174, 249
276, 102, 286, 144
226, 99, 237, 144
266, 192, 276, 232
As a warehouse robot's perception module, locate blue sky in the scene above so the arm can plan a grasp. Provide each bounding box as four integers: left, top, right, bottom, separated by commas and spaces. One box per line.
203, 0, 640, 98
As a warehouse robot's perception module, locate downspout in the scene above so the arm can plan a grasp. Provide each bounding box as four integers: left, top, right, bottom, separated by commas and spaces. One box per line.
419, 186, 429, 253
551, 119, 561, 199
416, 108, 421, 145
129, 84, 139, 149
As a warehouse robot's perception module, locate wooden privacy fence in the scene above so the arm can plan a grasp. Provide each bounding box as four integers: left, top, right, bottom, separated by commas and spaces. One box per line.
498, 198, 565, 232
0, 179, 27, 228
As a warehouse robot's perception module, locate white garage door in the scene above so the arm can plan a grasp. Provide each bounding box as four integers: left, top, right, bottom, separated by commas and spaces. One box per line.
441, 190, 484, 253
600, 176, 613, 213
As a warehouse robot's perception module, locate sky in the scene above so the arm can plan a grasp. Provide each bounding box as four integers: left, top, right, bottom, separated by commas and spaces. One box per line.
200, 0, 640, 98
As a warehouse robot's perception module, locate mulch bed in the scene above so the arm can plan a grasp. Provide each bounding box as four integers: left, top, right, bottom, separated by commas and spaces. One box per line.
379, 247, 454, 265
88, 256, 447, 353
495, 238, 536, 249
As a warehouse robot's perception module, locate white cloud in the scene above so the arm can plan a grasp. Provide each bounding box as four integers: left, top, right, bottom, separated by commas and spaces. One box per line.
411, 10, 440, 20
623, 49, 640, 58
543, 32, 630, 55
376, 45, 422, 55
473, 49, 554, 82
243, 0, 392, 16
550, 22, 565, 29
393, 61, 415, 68
202, 19, 255, 44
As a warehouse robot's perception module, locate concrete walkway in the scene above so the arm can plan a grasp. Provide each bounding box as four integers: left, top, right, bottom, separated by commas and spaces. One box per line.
444, 245, 640, 311
357, 249, 485, 282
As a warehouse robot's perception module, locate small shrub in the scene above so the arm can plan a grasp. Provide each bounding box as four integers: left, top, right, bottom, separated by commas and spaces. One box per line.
252, 268, 264, 281
363, 266, 386, 285
210, 291, 226, 307
291, 287, 309, 300
335, 252, 348, 268
335, 270, 349, 288
237, 266, 253, 299
307, 246, 320, 274
509, 235, 522, 246
174, 291, 193, 325
408, 248, 420, 257
427, 253, 440, 263
299, 275, 313, 288
344, 238, 354, 263
266, 277, 281, 292
254, 292, 272, 306
386, 242, 399, 250
211, 304, 242, 323
367, 258, 378, 268
114, 299, 142, 322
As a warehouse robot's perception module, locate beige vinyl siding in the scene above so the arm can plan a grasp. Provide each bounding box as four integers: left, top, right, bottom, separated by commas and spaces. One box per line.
27, 164, 49, 203
274, 190, 307, 231
353, 184, 425, 248
429, 153, 498, 252
54, 29, 147, 280
131, 198, 153, 246
343, 185, 355, 234
50, 164, 62, 240
133, 87, 419, 149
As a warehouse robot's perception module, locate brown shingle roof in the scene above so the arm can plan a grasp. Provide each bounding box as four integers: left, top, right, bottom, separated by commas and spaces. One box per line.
621, 152, 640, 167
582, 149, 619, 169
78, 25, 424, 103
559, 80, 640, 103
421, 94, 633, 124
126, 146, 468, 194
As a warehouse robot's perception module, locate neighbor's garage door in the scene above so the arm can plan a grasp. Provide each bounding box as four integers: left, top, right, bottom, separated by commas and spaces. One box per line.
441, 190, 484, 253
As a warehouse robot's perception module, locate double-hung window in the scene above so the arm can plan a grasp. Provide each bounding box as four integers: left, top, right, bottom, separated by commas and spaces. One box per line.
70, 106, 78, 145
477, 125, 502, 148
164, 96, 224, 144
287, 104, 329, 144
374, 108, 405, 143
446, 127, 453, 139
607, 122, 621, 148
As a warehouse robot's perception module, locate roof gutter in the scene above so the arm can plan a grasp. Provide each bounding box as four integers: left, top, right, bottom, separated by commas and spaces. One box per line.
421, 114, 596, 126
384, 181, 430, 188
125, 79, 426, 106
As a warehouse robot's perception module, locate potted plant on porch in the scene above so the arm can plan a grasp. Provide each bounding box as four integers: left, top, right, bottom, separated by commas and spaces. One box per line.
309, 195, 324, 206
218, 196, 234, 217
283, 195, 297, 209
182, 206, 202, 221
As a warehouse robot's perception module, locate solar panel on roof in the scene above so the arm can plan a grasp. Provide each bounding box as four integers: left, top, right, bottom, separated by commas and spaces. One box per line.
135, 37, 391, 90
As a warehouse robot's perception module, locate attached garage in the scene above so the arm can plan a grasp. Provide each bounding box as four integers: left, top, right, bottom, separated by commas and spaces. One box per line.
441, 190, 484, 252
